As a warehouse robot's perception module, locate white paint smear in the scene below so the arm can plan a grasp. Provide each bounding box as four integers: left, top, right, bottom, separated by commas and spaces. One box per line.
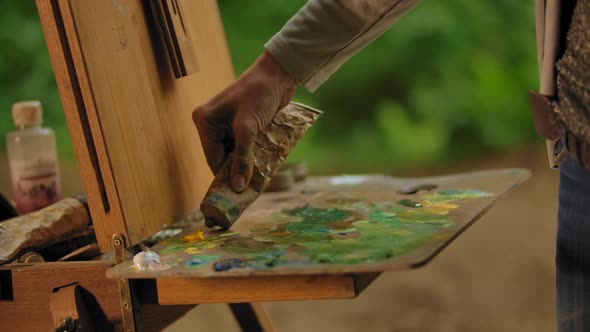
133, 251, 170, 271
329, 175, 370, 186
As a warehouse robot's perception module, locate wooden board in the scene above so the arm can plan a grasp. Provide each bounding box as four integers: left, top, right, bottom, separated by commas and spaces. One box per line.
36, 0, 234, 252
152, 273, 380, 304
107, 169, 530, 279
0, 261, 121, 331
156, 275, 357, 304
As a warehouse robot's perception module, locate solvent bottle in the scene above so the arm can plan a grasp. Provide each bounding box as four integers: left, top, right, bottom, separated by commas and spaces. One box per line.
6, 101, 62, 214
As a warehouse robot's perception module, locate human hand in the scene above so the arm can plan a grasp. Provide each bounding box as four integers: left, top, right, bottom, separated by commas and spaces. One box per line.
193, 51, 297, 192
562, 130, 590, 168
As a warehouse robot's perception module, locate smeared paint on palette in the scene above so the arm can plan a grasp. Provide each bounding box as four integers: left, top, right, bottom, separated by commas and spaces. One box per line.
107, 170, 530, 279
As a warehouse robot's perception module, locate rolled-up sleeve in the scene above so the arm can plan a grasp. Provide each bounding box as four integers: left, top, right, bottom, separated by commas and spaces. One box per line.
265, 0, 422, 92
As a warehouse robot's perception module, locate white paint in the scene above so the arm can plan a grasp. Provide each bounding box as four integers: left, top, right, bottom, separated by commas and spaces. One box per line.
152, 228, 183, 240
329, 175, 370, 186
133, 251, 170, 271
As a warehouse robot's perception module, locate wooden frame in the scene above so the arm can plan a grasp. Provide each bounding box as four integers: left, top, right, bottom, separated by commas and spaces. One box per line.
155, 273, 381, 304
37, 0, 233, 252
0, 262, 121, 330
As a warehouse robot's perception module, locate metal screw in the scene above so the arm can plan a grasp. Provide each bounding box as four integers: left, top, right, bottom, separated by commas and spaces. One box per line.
123, 302, 130, 310
114, 238, 122, 246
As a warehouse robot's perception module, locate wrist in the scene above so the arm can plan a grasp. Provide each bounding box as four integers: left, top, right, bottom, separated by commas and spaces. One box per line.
254, 51, 297, 91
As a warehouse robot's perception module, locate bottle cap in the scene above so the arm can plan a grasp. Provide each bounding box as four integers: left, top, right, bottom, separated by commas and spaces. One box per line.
12, 100, 43, 127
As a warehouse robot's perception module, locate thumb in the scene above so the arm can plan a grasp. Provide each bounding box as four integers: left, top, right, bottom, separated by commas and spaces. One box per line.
230, 118, 256, 192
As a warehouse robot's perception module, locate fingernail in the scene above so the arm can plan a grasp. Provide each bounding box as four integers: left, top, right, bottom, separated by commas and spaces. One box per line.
232, 175, 246, 192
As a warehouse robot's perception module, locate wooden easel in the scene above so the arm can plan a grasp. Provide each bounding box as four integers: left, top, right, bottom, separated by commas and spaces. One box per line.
0, 1, 529, 331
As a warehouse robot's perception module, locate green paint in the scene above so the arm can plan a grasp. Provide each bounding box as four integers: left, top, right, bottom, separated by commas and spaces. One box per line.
292, 206, 454, 264
368, 210, 403, 224
396, 211, 452, 225
284, 205, 352, 223
154, 189, 492, 271
271, 205, 356, 242
205, 192, 240, 220
422, 189, 491, 203
217, 201, 455, 265
186, 254, 221, 269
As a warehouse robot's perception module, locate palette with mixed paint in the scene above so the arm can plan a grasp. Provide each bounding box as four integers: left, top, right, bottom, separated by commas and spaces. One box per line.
107, 169, 530, 279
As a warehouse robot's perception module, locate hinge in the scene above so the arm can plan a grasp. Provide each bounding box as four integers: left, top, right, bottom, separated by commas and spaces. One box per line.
113, 234, 136, 332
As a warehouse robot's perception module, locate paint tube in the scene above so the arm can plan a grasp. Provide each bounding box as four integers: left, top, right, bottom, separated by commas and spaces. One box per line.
200, 102, 322, 229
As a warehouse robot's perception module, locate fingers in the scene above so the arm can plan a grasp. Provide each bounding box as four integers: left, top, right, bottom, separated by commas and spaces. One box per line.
231, 116, 256, 192
192, 105, 226, 173
195, 104, 257, 193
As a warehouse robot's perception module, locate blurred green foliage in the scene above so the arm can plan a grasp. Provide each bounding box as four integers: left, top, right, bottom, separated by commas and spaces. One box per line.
0, 1, 539, 172
0, 1, 72, 157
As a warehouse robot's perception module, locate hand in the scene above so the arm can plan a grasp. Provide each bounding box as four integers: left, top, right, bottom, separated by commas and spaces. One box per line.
563, 130, 590, 168
193, 51, 297, 192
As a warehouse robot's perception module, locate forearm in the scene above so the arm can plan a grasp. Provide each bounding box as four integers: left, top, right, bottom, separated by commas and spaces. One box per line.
265, 0, 422, 92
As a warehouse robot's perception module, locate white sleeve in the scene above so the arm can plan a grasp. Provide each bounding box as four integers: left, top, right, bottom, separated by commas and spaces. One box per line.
264, 0, 422, 92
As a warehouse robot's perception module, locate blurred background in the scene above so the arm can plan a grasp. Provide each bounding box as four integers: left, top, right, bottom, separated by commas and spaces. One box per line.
0, 1, 558, 331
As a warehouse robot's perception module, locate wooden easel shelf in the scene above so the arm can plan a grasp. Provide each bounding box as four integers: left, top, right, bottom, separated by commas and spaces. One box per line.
154, 273, 380, 304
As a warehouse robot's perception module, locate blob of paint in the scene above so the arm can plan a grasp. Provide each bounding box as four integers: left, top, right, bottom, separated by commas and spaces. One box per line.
213, 258, 245, 272
183, 229, 205, 243
186, 254, 221, 269
329, 175, 369, 185
133, 251, 170, 271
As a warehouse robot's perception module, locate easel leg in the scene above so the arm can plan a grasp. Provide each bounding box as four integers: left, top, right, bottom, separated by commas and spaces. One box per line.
229, 303, 274, 332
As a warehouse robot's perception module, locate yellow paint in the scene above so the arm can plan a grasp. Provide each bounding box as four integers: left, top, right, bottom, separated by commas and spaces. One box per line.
184, 247, 202, 254
183, 229, 205, 243
432, 202, 459, 209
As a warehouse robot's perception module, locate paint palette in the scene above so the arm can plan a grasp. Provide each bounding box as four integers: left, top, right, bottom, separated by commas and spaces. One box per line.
107, 169, 529, 279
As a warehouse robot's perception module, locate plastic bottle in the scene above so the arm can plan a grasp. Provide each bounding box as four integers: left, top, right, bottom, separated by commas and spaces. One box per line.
6, 101, 62, 214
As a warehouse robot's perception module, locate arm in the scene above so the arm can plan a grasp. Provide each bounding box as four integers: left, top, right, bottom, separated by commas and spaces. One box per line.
194, 0, 422, 192
266, 0, 422, 92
